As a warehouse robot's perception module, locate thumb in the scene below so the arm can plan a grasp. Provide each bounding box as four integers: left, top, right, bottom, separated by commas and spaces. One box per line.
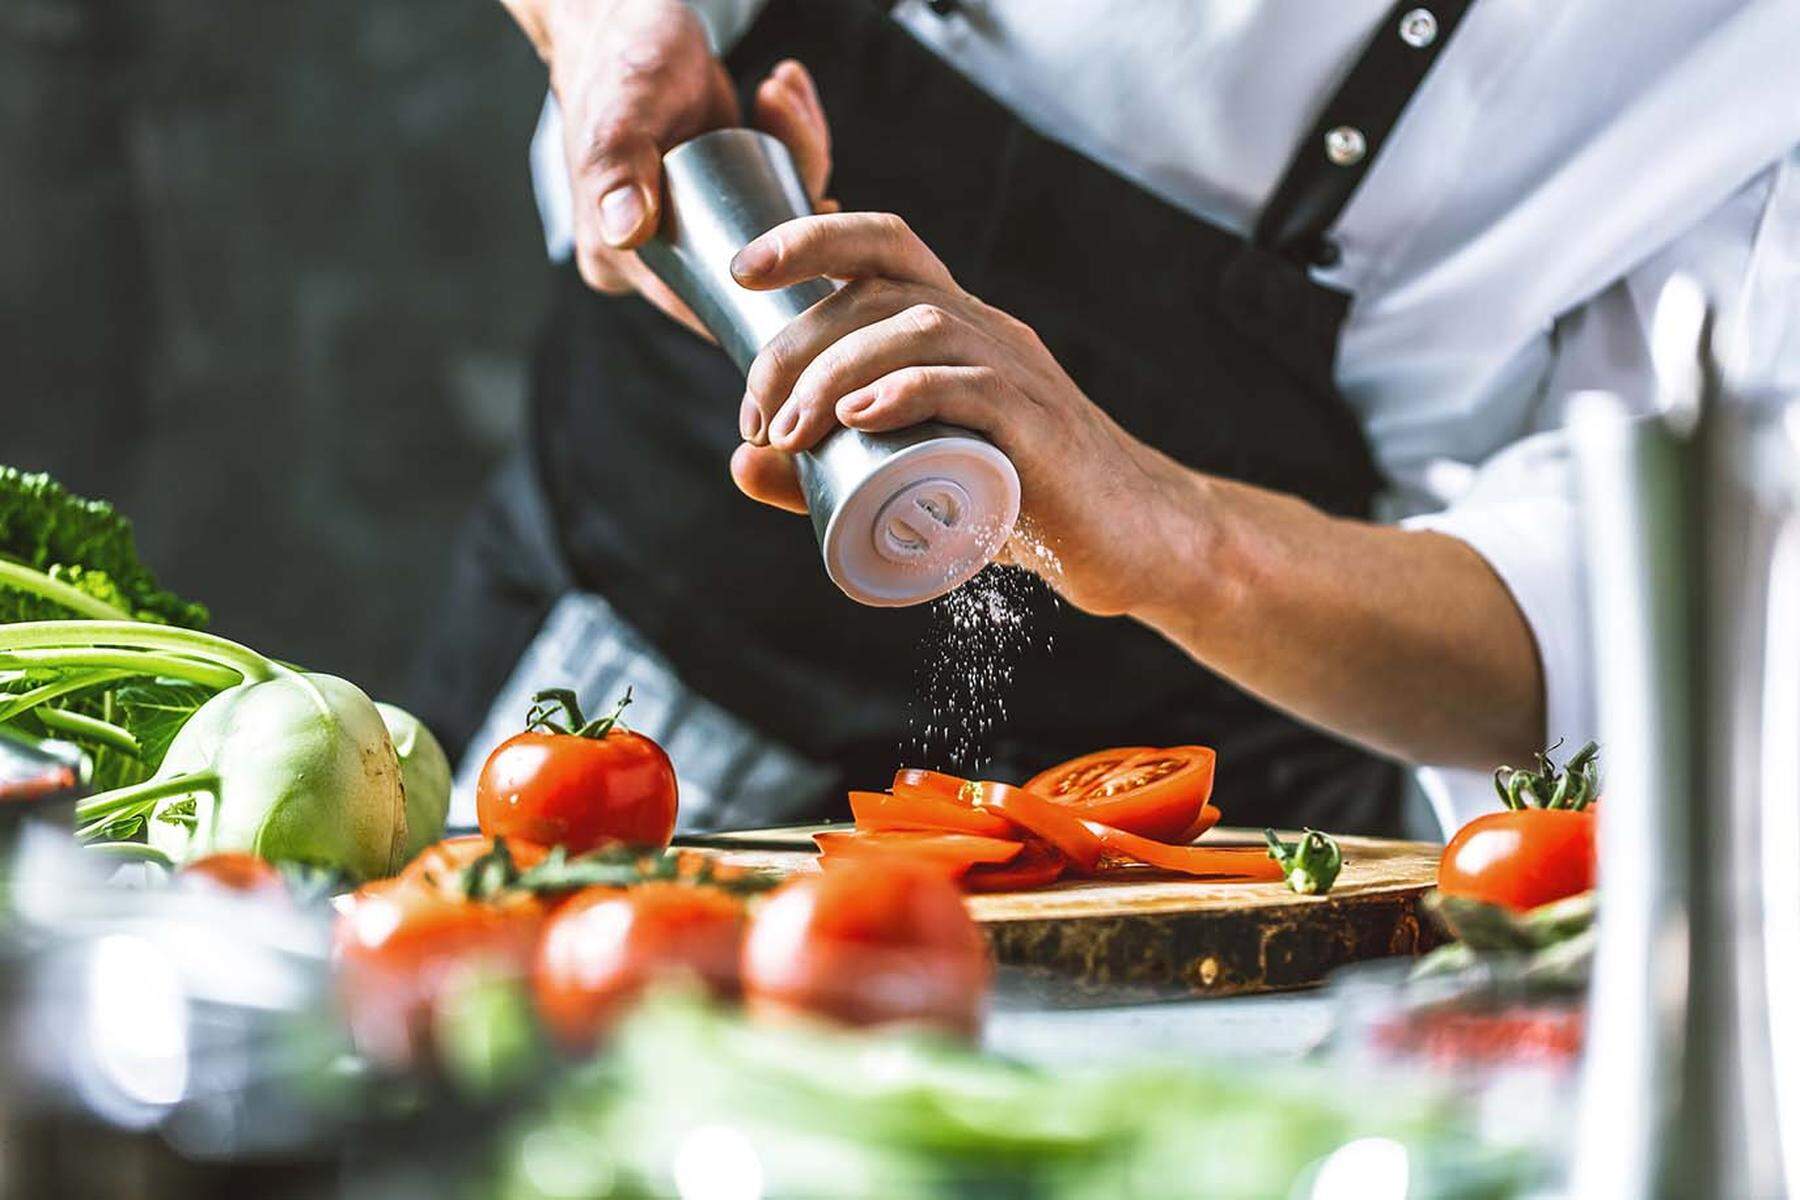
752, 60, 832, 205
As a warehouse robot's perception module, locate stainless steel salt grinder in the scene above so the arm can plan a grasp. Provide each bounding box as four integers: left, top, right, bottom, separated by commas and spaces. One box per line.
637, 128, 1020, 607
1569, 275, 1797, 1199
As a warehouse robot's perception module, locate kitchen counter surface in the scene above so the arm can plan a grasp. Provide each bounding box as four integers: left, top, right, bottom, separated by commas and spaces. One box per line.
987, 989, 1337, 1068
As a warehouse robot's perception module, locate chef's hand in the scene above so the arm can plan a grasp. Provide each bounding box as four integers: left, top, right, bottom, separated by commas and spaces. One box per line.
499, 0, 833, 336
728, 212, 1205, 619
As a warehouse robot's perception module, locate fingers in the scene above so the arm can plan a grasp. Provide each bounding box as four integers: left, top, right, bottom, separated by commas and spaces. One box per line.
731, 212, 958, 294
753, 60, 832, 204
742, 279, 916, 441
560, 0, 738, 288
730, 443, 808, 513
760, 302, 997, 453
836, 365, 1019, 442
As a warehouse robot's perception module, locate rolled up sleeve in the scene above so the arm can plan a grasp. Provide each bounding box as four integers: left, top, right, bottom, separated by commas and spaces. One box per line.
1396, 150, 1799, 835
1402, 439, 1590, 834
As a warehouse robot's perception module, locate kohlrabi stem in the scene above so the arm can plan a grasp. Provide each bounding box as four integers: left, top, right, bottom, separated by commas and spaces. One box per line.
0, 667, 133, 723
73, 769, 219, 827
84, 841, 174, 867
0, 558, 132, 620
0, 620, 274, 683
0, 647, 240, 691
37, 706, 141, 758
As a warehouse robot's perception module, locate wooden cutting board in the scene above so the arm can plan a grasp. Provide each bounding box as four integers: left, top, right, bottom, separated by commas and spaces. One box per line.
683, 826, 1445, 1005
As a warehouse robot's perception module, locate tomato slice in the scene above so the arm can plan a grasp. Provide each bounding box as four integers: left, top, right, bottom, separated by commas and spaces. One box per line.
891, 768, 974, 803
849, 790, 1015, 838
968, 782, 1105, 874
1024, 747, 1156, 801
1057, 746, 1216, 843
813, 829, 1023, 878
1172, 804, 1223, 844
1083, 820, 1285, 881
962, 839, 1067, 892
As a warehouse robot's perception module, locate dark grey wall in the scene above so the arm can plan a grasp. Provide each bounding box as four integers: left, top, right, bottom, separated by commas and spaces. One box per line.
1, 0, 548, 702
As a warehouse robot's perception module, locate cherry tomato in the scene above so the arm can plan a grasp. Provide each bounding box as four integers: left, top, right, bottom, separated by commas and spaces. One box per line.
1438, 809, 1596, 912
177, 852, 287, 899
742, 857, 990, 1036
477, 727, 677, 854
534, 883, 745, 1051
333, 878, 545, 1068
1028, 746, 1217, 844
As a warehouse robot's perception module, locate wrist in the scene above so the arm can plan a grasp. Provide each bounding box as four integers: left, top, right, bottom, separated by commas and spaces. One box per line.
1126, 460, 1242, 636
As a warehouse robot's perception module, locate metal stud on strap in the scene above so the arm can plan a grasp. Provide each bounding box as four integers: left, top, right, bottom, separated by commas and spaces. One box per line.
1325, 126, 1367, 167
1399, 8, 1439, 48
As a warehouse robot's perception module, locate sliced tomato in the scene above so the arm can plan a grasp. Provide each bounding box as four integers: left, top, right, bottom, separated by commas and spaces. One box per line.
1172, 804, 1224, 844
968, 782, 1104, 874
1083, 820, 1285, 881
813, 829, 1023, 878
1059, 746, 1217, 843
962, 839, 1067, 892
1023, 747, 1154, 801
891, 768, 973, 803
849, 790, 1015, 838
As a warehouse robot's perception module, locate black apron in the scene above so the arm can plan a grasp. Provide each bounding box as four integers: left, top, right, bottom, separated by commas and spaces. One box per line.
413, 0, 1476, 837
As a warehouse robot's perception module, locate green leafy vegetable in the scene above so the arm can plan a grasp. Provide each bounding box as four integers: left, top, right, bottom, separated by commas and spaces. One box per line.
0, 469, 212, 787
0, 467, 208, 627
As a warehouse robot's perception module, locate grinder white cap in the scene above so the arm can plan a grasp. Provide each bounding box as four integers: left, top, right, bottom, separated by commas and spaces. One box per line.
809, 430, 1021, 606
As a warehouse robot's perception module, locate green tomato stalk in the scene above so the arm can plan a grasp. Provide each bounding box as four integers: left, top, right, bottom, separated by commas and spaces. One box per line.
1492, 740, 1599, 811
1263, 828, 1344, 896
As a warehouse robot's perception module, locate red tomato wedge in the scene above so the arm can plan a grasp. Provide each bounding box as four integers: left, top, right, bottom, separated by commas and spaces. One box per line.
1027, 746, 1217, 844
891, 768, 973, 803
1082, 820, 1285, 881
968, 781, 1105, 874
848, 790, 1015, 838
813, 829, 1023, 878
962, 839, 1067, 892
1023, 747, 1154, 801
1173, 804, 1224, 844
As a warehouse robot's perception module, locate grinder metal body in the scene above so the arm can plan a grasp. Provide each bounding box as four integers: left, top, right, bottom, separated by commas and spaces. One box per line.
637, 129, 1020, 607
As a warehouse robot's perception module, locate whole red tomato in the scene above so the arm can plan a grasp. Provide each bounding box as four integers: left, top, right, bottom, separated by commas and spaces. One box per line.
333, 878, 546, 1068
1440, 742, 1601, 913
741, 857, 991, 1037
477, 688, 678, 854
534, 883, 745, 1051
1439, 808, 1596, 912
177, 851, 287, 900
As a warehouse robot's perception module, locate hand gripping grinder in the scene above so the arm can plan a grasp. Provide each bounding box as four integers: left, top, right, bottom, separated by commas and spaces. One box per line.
636, 129, 1021, 606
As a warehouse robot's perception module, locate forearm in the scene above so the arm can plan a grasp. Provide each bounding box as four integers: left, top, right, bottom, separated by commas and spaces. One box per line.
1133, 469, 1545, 771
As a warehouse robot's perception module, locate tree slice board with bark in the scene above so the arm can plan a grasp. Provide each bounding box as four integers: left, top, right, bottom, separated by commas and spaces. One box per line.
678, 826, 1446, 1005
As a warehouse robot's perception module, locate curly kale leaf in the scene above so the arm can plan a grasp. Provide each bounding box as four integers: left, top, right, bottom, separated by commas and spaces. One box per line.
0, 467, 208, 628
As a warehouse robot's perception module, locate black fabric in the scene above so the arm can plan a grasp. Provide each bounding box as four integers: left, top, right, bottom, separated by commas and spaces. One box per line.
482, 0, 1410, 834
1255, 0, 1477, 263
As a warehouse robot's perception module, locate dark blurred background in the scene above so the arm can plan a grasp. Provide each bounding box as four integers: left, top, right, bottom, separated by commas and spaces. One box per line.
1, 0, 547, 700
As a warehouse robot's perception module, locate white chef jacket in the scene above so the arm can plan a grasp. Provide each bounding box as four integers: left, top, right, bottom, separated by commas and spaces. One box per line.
529, 0, 1800, 834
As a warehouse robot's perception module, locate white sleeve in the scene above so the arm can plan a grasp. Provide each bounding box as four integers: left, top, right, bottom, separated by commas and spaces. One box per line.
685, 0, 770, 51
1403, 149, 1800, 836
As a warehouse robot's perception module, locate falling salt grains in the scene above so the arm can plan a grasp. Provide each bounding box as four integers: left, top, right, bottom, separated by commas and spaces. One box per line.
904, 562, 1048, 774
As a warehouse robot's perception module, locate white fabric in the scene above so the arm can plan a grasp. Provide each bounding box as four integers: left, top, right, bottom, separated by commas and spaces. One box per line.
530, 0, 1800, 833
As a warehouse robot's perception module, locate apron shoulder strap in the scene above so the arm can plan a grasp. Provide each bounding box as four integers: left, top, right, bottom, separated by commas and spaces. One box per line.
1254, 0, 1477, 266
